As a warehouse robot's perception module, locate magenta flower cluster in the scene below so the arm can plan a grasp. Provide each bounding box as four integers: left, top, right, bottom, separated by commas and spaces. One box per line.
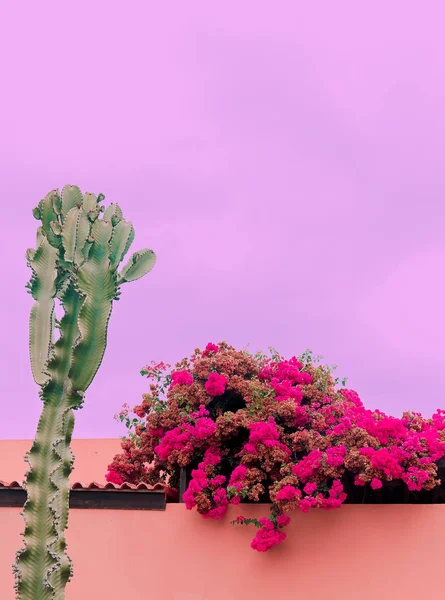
107, 342, 445, 552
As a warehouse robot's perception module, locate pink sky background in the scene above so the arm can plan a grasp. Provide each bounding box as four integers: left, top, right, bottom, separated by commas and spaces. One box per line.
0, 1, 444, 438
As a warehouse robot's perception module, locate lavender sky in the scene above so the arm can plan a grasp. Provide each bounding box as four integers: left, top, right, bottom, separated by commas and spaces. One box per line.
0, 2, 444, 439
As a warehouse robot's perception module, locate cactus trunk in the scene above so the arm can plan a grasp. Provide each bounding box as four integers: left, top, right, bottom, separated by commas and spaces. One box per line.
15, 401, 75, 598
15, 187, 156, 599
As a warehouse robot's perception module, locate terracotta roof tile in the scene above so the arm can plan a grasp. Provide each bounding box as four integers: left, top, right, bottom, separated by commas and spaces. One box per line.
0, 479, 179, 501
0, 480, 21, 489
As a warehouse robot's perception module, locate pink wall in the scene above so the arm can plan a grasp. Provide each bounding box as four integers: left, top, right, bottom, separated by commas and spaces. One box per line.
0, 439, 122, 484
1, 504, 444, 599
1, 439, 444, 599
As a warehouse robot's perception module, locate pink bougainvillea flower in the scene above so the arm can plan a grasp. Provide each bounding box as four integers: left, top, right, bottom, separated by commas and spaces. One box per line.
203, 342, 219, 357
202, 505, 227, 520
303, 482, 318, 495
192, 417, 217, 440
251, 526, 286, 552
209, 475, 227, 487
402, 466, 430, 491
371, 478, 383, 490
170, 369, 194, 387
292, 449, 323, 481
276, 514, 291, 527
105, 470, 124, 485
190, 405, 210, 419
205, 372, 228, 396
276, 485, 298, 501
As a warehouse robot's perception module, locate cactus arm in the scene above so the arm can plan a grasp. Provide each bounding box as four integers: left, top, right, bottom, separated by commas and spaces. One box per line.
108, 220, 135, 269
103, 202, 122, 224
68, 219, 116, 391
61, 207, 90, 265
60, 185, 82, 219
39, 191, 62, 249
85, 193, 105, 223
82, 192, 97, 214
27, 235, 59, 386
51, 190, 62, 216
117, 248, 156, 284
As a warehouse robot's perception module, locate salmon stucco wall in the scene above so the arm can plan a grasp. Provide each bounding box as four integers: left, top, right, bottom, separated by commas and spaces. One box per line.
1, 440, 444, 599
1, 503, 445, 600
0, 439, 122, 484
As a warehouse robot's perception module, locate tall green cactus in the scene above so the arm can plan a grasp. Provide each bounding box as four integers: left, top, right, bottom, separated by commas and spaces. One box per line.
14, 186, 156, 599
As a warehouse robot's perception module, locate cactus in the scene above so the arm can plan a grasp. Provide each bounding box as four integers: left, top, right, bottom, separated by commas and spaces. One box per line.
14, 186, 156, 599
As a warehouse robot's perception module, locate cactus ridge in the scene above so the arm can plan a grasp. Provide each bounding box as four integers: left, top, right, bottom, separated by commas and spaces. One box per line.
15, 186, 156, 599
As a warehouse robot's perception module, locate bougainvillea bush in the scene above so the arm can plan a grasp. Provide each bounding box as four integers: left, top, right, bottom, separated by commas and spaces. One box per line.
106, 342, 445, 552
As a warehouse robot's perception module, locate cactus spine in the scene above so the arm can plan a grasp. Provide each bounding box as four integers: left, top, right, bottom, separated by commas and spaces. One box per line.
15, 186, 156, 599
